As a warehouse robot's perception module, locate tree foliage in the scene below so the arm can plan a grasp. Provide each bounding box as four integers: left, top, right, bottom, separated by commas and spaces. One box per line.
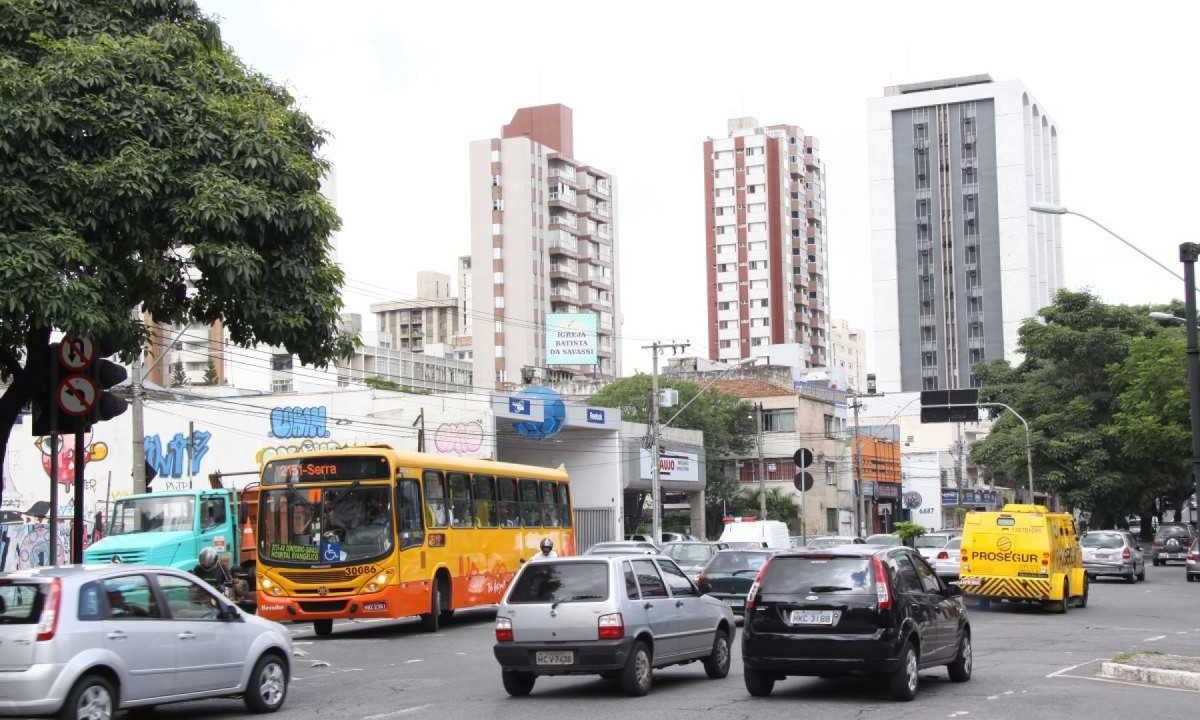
970, 290, 1190, 529
0, 1, 356, 473
588, 374, 757, 511
734, 487, 800, 530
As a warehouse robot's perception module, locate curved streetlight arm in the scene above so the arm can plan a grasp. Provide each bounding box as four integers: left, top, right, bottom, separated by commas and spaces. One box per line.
978, 401, 1034, 499
1032, 205, 1183, 282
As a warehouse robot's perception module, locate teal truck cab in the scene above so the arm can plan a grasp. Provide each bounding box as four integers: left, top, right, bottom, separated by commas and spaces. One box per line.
84, 477, 259, 609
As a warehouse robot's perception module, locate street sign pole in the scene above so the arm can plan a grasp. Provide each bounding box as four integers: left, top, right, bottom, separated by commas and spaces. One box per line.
48, 357, 59, 567
73, 430, 85, 563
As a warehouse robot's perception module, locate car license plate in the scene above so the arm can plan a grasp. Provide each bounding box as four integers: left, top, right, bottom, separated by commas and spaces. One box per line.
789, 610, 834, 625
536, 651, 574, 666
363, 602, 387, 611
725, 598, 744, 608
1166, 553, 1182, 559
959, 576, 982, 586
1094, 553, 1110, 559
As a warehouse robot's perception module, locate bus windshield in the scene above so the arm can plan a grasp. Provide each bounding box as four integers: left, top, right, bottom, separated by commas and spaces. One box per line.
259, 485, 394, 565
109, 496, 195, 535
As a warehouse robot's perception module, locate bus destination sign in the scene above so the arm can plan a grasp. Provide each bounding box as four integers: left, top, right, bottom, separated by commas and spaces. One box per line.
264, 455, 391, 485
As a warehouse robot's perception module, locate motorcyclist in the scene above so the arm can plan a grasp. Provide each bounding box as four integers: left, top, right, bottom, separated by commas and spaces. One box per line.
531, 537, 557, 561
191, 547, 237, 599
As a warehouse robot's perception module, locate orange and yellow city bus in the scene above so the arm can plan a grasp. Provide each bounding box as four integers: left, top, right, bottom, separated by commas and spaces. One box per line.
254, 446, 574, 636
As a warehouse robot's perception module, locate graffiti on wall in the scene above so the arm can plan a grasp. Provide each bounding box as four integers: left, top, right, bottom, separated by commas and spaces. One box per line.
35, 434, 108, 491
433, 421, 485, 455
0, 520, 95, 571
270, 407, 331, 439
144, 430, 211, 484
256, 439, 347, 467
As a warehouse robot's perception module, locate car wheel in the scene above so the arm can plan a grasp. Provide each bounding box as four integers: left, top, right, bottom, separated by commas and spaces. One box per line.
1048, 579, 1070, 614
243, 652, 288, 713
889, 642, 919, 701
1124, 570, 1136, 584
501, 670, 536, 697
947, 633, 972, 682
619, 640, 653, 697
419, 581, 442, 633
744, 667, 775, 697
59, 673, 116, 720
702, 630, 731, 679
313, 619, 333, 637
1074, 575, 1089, 609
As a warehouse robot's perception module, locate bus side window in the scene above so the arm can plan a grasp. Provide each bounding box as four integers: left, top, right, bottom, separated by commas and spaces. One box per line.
395, 478, 425, 549
423, 470, 449, 528
496, 477, 519, 527
473, 475, 496, 527
540, 480, 560, 527
519, 479, 541, 527
448, 472, 473, 528
557, 484, 572, 527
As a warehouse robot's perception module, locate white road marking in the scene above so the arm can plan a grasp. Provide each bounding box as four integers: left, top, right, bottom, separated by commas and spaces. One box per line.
1002, 690, 1014, 695
362, 704, 433, 720
1052, 672, 1200, 693
405, 658, 424, 664
986, 695, 998, 700
1046, 658, 1105, 678
1144, 635, 1166, 642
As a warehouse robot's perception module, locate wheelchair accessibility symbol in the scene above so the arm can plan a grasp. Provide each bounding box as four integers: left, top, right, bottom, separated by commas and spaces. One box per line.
320, 542, 342, 562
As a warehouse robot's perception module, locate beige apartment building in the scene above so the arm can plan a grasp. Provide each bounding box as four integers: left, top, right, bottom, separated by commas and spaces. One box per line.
371, 271, 460, 353
469, 104, 621, 390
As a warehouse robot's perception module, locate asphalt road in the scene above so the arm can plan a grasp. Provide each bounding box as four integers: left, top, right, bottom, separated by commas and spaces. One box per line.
37, 563, 1200, 720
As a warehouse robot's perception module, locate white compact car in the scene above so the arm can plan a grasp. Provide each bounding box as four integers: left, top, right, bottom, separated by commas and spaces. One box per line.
0, 565, 292, 720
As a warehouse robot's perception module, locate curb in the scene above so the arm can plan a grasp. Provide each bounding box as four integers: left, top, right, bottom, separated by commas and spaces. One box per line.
1101, 662, 1200, 691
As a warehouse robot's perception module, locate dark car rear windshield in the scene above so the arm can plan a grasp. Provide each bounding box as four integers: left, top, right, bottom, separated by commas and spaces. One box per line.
1081, 534, 1124, 549
761, 556, 873, 594
1157, 526, 1190, 538
706, 551, 773, 574
0, 582, 45, 624
508, 562, 610, 604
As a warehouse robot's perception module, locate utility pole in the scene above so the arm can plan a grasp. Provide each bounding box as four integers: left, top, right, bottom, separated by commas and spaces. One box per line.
755, 402, 766, 520
643, 340, 689, 545
852, 392, 865, 537
1181, 242, 1200, 534
133, 322, 190, 494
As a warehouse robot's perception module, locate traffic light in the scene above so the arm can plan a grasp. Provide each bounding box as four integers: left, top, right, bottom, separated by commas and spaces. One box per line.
90, 339, 128, 425
919, 389, 980, 423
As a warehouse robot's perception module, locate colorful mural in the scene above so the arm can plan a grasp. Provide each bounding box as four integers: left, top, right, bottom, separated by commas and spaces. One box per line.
0, 520, 95, 571
256, 439, 347, 466
34, 433, 108, 491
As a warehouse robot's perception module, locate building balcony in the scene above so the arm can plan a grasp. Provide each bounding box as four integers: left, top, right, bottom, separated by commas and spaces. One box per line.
582, 272, 612, 289
548, 232, 578, 256
548, 191, 578, 209
549, 264, 578, 280
550, 287, 579, 300
548, 214, 577, 230
921, 340, 938, 352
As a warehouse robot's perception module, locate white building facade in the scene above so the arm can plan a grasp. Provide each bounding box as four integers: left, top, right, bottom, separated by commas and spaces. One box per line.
869, 75, 1062, 392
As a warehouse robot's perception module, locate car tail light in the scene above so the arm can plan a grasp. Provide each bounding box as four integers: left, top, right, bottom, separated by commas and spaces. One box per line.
937, 551, 950, 560
36, 579, 61, 642
1188, 551, 1198, 561
1041, 552, 1050, 567
1122, 548, 1131, 561
744, 558, 772, 612
597, 613, 624, 640
494, 616, 513, 642
871, 556, 891, 610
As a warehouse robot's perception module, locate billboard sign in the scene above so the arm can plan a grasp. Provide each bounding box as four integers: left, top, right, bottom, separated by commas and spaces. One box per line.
639, 449, 700, 482
545, 313, 598, 366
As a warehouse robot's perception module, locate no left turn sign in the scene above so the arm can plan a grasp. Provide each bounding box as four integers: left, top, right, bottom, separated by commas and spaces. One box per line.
57, 375, 97, 416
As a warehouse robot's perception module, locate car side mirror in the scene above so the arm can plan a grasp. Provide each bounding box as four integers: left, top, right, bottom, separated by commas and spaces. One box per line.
219, 603, 241, 622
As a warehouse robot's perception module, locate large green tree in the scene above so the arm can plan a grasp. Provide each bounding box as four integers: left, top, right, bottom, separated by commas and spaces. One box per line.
0, 1, 355, 481
588, 374, 757, 534
970, 290, 1188, 531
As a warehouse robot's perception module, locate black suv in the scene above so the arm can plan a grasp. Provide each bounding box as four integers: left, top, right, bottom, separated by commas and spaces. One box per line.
1151, 524, 1195, 566
741, 545, 971, 701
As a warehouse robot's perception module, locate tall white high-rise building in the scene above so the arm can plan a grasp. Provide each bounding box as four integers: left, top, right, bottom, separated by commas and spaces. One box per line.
469, 104, 621, 389
868, 74, 1062, 392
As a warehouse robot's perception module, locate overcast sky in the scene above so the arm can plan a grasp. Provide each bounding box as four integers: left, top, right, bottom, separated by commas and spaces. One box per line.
200, 0, 1200, 374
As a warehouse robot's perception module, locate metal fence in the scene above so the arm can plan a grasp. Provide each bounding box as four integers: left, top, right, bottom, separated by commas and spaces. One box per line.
573, 507, 616, 553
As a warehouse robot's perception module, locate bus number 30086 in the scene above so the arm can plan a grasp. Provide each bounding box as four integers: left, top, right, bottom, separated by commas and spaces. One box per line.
345, 565, 379, 578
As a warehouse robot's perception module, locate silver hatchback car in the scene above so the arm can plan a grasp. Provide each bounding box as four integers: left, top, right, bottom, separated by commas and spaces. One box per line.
0, 565, 292, 720
493, 555, 736, 696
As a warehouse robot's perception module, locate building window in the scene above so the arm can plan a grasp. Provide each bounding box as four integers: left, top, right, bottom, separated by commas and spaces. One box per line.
762, 409, 795, 432
493, 271, 504, 284
825, 460, 837, 485
719, 340, 732, 349
823, 414, 837, 439
494, 296, 505, 308
962, 166, 977, 185
492, 223, 502, 235
923, 376, 938, 390
826, 508, 839, 534
271, 353, 292, 373
492, 199, 503, 211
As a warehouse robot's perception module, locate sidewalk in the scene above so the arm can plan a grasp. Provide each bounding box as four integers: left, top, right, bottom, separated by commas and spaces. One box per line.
1102, 652, 1200, 691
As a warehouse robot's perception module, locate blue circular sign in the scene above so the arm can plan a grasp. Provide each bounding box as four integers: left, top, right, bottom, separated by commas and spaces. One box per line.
512, 386, 566, 440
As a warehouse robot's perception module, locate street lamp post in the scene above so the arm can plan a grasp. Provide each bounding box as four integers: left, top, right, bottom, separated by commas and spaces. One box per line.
979, 402, 1034, 500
